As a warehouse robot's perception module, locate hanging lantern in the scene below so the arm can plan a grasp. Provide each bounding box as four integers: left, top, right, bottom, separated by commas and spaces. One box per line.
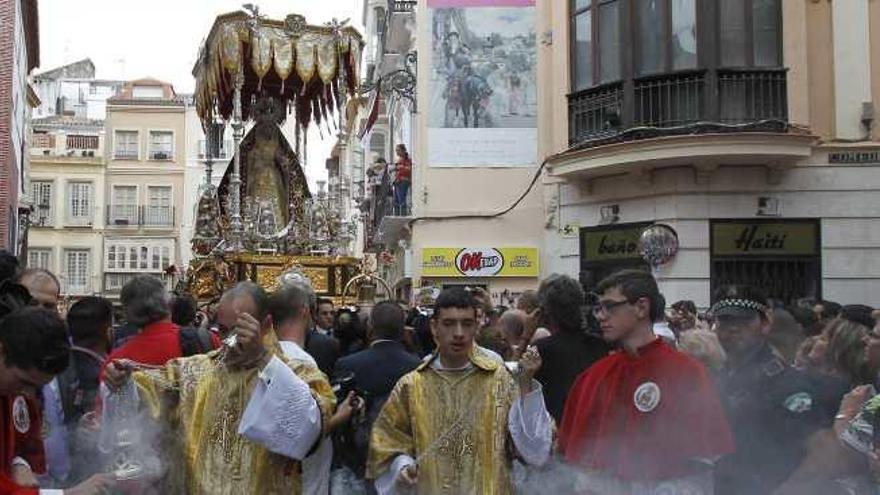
638, 224, 680, 268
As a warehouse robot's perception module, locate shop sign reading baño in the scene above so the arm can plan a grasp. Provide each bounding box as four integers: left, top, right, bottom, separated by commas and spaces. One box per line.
421, 248, 540, 278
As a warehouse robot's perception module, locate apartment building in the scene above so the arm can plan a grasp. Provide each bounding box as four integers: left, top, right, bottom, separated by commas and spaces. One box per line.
103, 78, 185, 298
28, 116, 105, 297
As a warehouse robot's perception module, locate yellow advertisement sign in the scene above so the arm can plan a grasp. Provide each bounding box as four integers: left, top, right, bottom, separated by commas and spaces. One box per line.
421, 248, 540, 278
712, 222, 818, 256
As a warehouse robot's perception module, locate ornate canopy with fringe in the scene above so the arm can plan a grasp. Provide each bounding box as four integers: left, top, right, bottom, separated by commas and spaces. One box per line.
192, 10, 363, 130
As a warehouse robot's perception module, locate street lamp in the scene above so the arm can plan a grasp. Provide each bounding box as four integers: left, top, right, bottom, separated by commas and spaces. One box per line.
36, 201, 50, 227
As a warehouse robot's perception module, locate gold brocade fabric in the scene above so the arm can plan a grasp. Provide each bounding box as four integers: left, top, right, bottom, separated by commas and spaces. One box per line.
252, 30, 273, 83
133, 346, 335, 495
367, 351, 519, 495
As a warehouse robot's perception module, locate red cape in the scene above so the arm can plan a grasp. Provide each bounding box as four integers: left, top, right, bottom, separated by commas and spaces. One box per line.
0, 395, 43, 495
558, 339, 734, 481
0, 473, 35, 495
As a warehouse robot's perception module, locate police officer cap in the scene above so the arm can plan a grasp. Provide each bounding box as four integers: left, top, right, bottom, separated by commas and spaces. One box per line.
710, 284, 769, 319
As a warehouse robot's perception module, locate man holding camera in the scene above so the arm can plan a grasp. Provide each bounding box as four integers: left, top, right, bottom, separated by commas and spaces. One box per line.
334, 302, 422, 485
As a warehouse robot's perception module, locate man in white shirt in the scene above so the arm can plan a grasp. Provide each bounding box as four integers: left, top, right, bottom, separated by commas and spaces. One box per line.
269, 283, 340, 495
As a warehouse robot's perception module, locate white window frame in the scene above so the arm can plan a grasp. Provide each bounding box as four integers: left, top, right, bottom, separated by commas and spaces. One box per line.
147, 130, 174, 161
63, 249, 91, 295
27, 248, 52, 271
30, 180, 54, 227
104, 239, 175, 273
66, 181, 94, 226
113, 129, 140, 160
109, 184, 139, 226
145, 185, 173, 227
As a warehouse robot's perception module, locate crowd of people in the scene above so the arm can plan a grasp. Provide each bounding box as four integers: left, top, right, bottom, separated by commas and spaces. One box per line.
0, 247, 879, 493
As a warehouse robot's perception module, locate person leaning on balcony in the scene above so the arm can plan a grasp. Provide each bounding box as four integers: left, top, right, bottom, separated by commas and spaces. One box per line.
392, 144, 411, 216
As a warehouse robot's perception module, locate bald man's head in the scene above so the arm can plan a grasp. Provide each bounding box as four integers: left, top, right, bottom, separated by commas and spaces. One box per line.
499, 309, 527, 346
18, 268, 60, 312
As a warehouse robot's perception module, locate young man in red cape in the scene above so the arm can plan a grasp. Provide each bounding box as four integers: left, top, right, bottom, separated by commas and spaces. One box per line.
558, 270, 734, 494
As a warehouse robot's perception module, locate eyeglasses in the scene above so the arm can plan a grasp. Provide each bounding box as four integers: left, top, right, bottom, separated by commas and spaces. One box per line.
592, 299, 631, 316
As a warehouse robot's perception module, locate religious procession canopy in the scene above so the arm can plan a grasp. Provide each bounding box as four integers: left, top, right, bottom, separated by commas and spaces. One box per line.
193, 9, 362, 129
184, 8, 364, 303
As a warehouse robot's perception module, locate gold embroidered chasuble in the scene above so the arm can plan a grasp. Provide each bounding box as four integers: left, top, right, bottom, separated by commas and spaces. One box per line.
367, 350, 520, 494
132, 341, 335, 495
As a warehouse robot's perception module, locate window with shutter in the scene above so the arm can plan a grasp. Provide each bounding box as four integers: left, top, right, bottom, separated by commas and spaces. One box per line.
146, 186, 172, 226
149, 131, 173, 160
28, 249, 51, 271
111, 185, 138, 224
64, 250, 90, 294
67, 182, 93, 225
114, 131, 139, 160
30, 181, 53, 226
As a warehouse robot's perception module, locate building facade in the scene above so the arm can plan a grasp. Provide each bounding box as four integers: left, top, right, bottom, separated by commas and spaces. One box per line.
0, 0, 39, 255
31, 58, 125, 121
103, 78, 185, 299
541, 0, 880, 307
353, 0, 543, 305
28, 116, 106, 298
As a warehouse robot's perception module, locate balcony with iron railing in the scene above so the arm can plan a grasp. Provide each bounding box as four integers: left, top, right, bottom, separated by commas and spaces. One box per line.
365, 171, 411, 250
106, 205, 176, 228
555, 68, 814, 179
106, 204, 138, 226
144, 206, 175, 227
31, 132, 104, 162
569, 69, 789, 145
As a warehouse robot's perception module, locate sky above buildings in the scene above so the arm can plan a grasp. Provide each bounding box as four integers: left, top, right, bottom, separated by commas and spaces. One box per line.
38, 0, 366, 187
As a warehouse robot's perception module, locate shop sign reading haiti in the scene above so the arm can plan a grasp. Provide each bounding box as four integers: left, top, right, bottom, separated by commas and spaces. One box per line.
712, 221, 818, 256
421, 248, 540, 277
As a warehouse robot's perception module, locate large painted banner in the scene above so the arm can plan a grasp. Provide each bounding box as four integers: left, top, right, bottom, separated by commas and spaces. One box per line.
427, 0, 537, 167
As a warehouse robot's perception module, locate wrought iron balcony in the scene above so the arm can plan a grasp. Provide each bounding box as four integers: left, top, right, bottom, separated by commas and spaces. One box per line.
107, 204, 138, 226
568, 68, 789, 148
105, 205, 175, 228
144, 206, 175, 227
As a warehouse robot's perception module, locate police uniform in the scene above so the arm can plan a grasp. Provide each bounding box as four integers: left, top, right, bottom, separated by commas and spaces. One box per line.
714, 342, 846, 495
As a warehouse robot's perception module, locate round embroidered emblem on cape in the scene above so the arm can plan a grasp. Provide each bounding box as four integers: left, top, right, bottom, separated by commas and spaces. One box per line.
783, 392, 813, 414
634, 382, 661, 413
12, 396, 30, 434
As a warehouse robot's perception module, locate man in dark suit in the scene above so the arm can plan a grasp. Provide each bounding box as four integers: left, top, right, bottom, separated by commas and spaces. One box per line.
333, 301, 421, 481
336, 301, 421, 405
304, 324, 340, 377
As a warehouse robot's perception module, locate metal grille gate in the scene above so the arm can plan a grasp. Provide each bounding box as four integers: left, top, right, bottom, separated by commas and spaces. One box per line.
711, 258, 821, 305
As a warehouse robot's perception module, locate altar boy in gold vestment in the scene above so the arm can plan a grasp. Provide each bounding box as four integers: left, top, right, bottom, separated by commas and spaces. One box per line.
102, 282, 335, 495
367, 288, 553, 494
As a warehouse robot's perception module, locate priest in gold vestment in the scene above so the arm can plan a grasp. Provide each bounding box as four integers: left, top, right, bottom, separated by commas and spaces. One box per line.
101, 282, 335, 495
367, 288, 553, 494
